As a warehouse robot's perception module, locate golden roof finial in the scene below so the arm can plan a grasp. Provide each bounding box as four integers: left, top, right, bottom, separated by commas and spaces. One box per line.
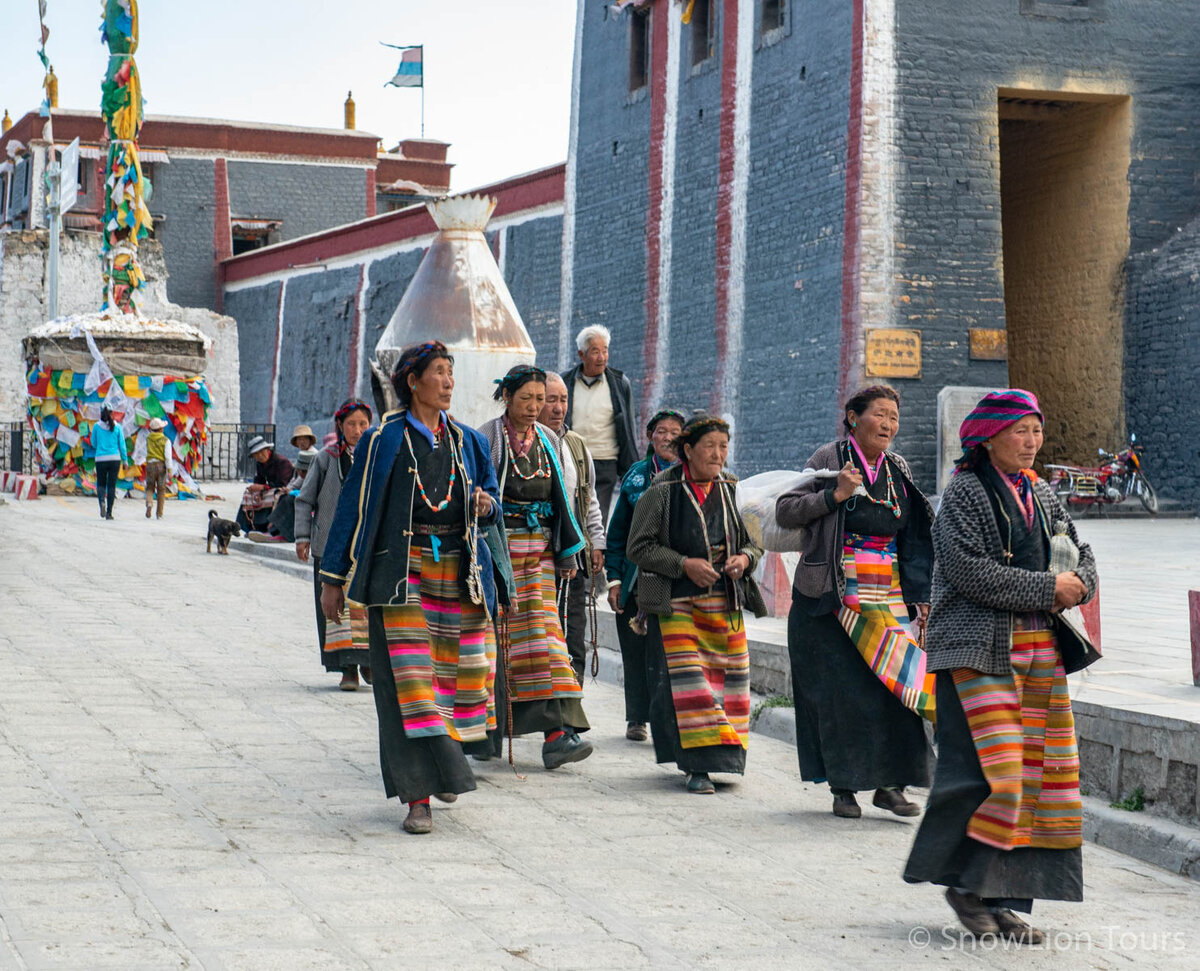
344, 90, 356, 130
2, 109, 11, 133
45, 66, 59, 108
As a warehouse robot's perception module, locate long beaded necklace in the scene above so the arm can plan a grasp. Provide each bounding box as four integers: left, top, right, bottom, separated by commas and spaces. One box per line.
412, 425, 458, 512
507, 427, 551, 481
856, 457, 902, 519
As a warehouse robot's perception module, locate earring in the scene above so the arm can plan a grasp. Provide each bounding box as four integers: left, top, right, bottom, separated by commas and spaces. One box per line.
850, 422, 857, 429
984, 443, 993, 451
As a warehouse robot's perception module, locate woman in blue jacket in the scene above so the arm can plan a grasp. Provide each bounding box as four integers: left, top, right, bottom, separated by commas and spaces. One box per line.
604, 408, 685, 741
91, 406, 128, 520
319, 341, 502, 836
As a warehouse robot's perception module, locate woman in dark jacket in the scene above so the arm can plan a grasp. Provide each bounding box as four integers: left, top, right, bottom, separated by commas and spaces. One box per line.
903, 389, 1097, 945
319, 342, 501, 835
604, 408, 686, 741
478, 365, 592, 771
296, 397, 373, 690
627, 413, 766, 794
776, 386, 935, 819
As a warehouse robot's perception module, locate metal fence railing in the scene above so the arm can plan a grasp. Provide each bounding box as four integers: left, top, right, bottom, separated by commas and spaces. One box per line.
1, 422, 34, 475
196, 424, 276, 482
0, 421, 273, 481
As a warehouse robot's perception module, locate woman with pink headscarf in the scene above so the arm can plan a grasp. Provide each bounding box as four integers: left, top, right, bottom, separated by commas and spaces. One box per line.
903, 388, 1099, 945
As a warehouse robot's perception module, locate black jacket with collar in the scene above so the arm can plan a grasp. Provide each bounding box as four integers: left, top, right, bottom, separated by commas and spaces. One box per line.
560, 364, 638, 475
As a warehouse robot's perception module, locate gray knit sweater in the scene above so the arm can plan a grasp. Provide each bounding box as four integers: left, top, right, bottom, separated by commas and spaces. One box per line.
927, 470, 1098, 675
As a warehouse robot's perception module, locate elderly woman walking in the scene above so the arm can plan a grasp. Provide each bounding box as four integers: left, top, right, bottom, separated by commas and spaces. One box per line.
627, 413, 766, 794
296, 398, 373, 690
319, 342, 502, 835
479, 364, 593, 770
903, 389, 1097, 944
605, 408, 686, 741
776, 386, 935, 819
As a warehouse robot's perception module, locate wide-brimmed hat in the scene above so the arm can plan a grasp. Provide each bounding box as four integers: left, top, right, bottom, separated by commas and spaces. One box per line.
295, 448, 318, 471
148, 418, 166, 431
290, 424, 316, 447
246, 435, 273, 456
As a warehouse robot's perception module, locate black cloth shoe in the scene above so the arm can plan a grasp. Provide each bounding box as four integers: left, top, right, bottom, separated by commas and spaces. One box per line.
872, 787, 921, 817
542, 732, 594, 769
832, 790, 861, 818
625, 722, 648, 741
946, 888, 999, 937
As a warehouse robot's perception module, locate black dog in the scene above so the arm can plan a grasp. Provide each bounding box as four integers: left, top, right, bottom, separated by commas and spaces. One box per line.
206, 509, 241, 554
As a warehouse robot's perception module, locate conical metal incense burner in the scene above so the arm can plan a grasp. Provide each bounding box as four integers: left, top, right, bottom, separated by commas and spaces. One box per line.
371, 194, 535, 427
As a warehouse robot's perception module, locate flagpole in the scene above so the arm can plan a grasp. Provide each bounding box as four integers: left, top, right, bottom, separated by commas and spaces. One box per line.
420, 45, 425, 138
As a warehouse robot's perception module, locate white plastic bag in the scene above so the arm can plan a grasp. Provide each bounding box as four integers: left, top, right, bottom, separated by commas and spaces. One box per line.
736, 468, 839, 553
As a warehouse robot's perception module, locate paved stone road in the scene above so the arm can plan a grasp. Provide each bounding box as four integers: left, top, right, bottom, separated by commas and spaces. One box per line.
2, 493, 1199, 969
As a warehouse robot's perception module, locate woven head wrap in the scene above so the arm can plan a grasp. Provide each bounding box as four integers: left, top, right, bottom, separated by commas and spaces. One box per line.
678, 412, 731, 450
392, 341, 453, 405
331, 397, 373, 455
958, 388, 1043, 454
646, 408, 687, 437
492, 363, 547, 401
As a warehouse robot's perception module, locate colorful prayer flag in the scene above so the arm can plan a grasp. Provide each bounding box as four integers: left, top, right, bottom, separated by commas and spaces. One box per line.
387, 46, 423, 88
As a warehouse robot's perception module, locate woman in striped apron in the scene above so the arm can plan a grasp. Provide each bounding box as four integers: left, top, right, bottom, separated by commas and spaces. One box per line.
903, 388, 1098, 944
479, 365, 593, 770
625, 413, 767, 794
319, 342, 503, 835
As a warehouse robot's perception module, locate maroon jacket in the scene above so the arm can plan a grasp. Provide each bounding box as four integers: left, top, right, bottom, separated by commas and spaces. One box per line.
253, 451, 294, 489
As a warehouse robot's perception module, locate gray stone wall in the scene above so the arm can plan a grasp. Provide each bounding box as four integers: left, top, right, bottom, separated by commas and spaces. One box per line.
151, 157, 217, 310
503, 216, 563, 365
224, 281, 281, 429
227, 161, 367, 245
1125, 217, 1200, 511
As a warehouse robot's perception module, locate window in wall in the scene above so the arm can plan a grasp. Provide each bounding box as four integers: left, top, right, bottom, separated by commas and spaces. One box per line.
762, 0, 786, 34
690, 0, 714, 67
231, 218, 281, 256
629, 8, 650, 92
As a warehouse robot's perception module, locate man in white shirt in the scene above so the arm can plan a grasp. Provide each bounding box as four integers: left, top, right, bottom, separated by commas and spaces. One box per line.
540, 373, 606, 683
561, 325, 638, 523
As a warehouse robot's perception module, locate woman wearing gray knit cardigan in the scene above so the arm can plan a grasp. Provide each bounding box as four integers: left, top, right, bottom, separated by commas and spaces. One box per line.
903, 389, 1098, 946
295, 399, 373, 690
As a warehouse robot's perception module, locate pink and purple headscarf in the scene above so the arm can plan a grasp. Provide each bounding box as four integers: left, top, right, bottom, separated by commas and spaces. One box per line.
959, 388, 1043, 453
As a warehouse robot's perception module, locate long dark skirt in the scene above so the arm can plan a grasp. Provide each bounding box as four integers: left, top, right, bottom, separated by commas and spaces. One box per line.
903, 672, 1083, 912
788, 602, 931, 791
313, 556, 370, 673
646, 615, 746, 776
366, 606, 476, 803
615, 608, 652, 724
460, 626, 590, 761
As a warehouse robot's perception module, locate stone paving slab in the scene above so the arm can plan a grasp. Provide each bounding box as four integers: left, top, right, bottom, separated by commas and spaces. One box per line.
2, 494, 1200, 968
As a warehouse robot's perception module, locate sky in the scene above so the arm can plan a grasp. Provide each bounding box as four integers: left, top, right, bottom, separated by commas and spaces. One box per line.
4, 0, 578, 192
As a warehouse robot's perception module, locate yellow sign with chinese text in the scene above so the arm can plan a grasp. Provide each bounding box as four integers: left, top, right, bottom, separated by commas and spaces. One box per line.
864, 329, 921, 379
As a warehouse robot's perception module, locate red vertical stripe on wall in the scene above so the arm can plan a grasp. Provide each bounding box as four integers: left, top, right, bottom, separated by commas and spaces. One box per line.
641, 0, 670, 423
838, 0, 865, 412
213, 157, 232, 314
713, 0, 740, 412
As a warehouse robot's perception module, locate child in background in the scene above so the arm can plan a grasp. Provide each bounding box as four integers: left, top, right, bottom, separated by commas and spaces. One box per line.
144, 418, 176, 519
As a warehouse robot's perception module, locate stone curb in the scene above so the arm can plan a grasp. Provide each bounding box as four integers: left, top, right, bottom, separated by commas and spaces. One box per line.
233, 539, 1200, 883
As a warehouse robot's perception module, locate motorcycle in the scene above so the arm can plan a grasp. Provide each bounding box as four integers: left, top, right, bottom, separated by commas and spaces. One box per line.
1045, 433, 1158, 514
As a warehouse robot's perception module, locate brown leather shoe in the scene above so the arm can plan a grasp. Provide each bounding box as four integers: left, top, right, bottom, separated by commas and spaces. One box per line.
433, 792, 458, 803
832, 791, 861, 818
872, 787, 922, 817
993, 909, 1045, 945
402, 802, 432, 834
945, 888, 999, 937
339, 666, 359, 691
625, 722, 648, 741
360, 666, 373, 686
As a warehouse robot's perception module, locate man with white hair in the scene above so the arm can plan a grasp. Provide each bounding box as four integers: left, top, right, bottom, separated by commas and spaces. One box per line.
561, 325, 637, 521
539, 373, 606, 683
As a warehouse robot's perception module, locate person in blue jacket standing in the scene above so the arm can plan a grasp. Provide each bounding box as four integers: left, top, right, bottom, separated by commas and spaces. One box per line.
604, 408, 686, 741
319, 341, 502, 836
91, 406, 129, 520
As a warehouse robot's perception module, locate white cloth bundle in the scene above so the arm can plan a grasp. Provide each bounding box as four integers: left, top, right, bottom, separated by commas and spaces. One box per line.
736, 468, 840, 553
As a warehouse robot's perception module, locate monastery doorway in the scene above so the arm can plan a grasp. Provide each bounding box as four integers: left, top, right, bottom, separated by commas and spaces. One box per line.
998, 89, 1131, 467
